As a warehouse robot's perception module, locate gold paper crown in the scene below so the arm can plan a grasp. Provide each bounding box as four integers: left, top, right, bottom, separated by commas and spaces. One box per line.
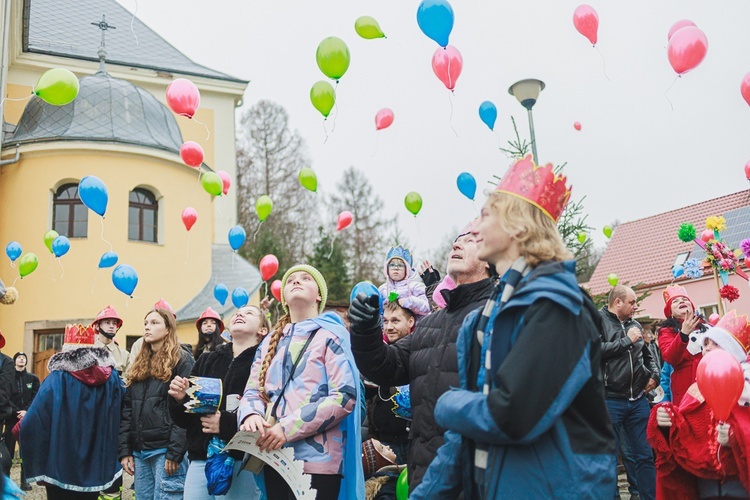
495, 155, 572, 222
64, 323, 96, 346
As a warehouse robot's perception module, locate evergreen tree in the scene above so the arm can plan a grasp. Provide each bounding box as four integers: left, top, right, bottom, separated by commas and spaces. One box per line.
307, 227, 351, 302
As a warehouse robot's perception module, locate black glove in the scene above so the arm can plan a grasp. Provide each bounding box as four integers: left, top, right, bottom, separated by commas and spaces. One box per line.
420, 266, 441, 287
348, 293, 382, 336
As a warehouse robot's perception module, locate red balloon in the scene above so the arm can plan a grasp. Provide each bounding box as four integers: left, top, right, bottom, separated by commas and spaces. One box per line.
166, 78, 200, 118
741, 73, 750, 107
375, 108, 394, 131
337, 211, 353, 231
432, 46, 463, 91
180, 141, 204, 168
270, 280, 282, 302
573, 5, 599, 45
708, 313, 720, 326
574, 121, 582, 131
701, 229, 714, 242
218, 171, 231, 195
667, 19, 696, 41
667, 26, 708, 75
259, 254, 279, 281
181, 207, 197, 231
696, 349, 744, 421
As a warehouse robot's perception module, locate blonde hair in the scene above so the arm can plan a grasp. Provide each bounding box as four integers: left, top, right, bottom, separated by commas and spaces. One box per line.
486, 192, 572, 267
127, 308, 182, 386
257, 313, 291, 402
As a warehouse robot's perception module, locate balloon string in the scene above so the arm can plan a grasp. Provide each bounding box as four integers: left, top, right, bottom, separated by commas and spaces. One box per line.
327, 233, 339, 259
664, 75, 679, 112
100, 218, 113, 252
253, 221, 263, 242
232, 251, 235, 271
192, 116, 211, 141
331, 99, 340, 135
57, 258, 65, 279
448, 92, 459, 138
130, 0, 139, 45
0, 95, 32, 108
11, 277, 19, 287
595, 46, 611, 82
322, 120, 330, 144
9, 262, 15, 268
185, 231, 191, 265
48, 253, 56, 283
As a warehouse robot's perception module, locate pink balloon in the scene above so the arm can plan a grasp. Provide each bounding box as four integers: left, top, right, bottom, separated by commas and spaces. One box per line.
375, 108, 394, 131
701, 229, 714, 242
218, 171, 231, 195
337, 211, 353, 231
708, 313, 720, 326
697, 349, 745, 421
259, 254, 279, 281
431, 45, 463, 91
180, 141, 204, 168
574, 122, 582, 131
166, 78, 200, 118
181, 207, 197, 231
668, 19, 697, 41
741, 73, 750, 107
573, 5, 599, 45
667, 26, 708, 75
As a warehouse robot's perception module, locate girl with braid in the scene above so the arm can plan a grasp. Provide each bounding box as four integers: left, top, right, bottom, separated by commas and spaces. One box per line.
238, 265, 364, 499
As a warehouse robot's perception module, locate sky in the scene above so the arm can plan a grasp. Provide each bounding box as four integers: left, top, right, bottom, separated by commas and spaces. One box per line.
117, 0, 750, 257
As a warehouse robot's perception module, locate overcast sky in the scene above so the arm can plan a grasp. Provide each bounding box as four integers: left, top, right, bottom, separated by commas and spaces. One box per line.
117, 0, 750, 257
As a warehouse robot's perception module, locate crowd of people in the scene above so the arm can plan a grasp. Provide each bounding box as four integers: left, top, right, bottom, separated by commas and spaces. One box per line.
1, 156, 750, 499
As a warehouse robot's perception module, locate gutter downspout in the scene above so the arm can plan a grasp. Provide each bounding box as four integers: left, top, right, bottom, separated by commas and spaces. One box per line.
0, 0, 14, 157
0, 145, 19, 166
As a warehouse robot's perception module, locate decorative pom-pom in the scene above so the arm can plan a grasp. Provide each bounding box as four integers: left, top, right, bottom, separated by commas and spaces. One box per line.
0, 286, 17, 305
677, 223, 696, 243
705, 215, 727, 232
683, 258, 704, 279
741, 238, 750, 260
720, 284, 740, 302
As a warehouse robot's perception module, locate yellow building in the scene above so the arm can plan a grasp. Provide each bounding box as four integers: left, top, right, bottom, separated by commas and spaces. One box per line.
0, 0, 259, 379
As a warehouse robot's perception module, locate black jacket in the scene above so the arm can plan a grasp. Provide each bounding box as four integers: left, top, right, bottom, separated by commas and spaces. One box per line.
351, 277, 493, 489
599, 307, 659, 399
119, 349, 194, 462
169, 342, 259, 461
9, 370, 39, 415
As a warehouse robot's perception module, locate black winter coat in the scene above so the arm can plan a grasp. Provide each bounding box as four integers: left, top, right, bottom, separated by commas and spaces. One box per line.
119, 349, 194, 462
10, 370, 39, 414
169, 342, 259, 461
351, 277, 493, 489
0, 354, 14, 421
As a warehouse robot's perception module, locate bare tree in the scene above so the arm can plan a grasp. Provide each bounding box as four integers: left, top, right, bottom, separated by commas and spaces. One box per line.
236, 101, 318, 271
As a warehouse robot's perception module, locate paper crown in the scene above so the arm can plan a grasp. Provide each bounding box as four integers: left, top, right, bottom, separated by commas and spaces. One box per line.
710, 310, 750, 355
495, 155, 572, 222
64, 324, 96, 347
662, 284, 694, 318
386, 245, 413, 269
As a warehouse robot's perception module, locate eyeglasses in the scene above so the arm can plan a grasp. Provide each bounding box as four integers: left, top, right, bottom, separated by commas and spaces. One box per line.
388, 262, 406, 269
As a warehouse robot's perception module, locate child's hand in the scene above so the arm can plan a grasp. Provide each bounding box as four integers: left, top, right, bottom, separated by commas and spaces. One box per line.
419, 259, 441, 286
656, 406, 672, 427
260, 296, 273, 312
717, 423, 730, 446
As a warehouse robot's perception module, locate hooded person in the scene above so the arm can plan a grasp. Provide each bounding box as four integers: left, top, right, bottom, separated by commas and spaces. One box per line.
378, 246, 430, 318
193, 307, 225, 361
93, 305, 131, 378
648, 310, 750, 499
20, 323, 124, 499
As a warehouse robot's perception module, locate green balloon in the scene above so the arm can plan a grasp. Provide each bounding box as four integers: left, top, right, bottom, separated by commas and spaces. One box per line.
603, 225, 613, 239
19, 253, 39, 278
607, 273, 619, 287
298, 167, 318, 192
577, 232, 587, 244
35, 68, 79, 106
310, 81, 335, 118
44, 229, 59, 253
316, 37, 351, 81
355, 16, 385, 39
201, 172, 223, 196
396, 468, 408, 500
256, 195, 273, 222
404, 192, 423, 216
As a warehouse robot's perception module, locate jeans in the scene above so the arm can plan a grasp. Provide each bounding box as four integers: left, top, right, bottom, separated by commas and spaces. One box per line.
606, 397, 656, 500
133, 452, 188, 500
616, 423, 639, 496
183, 459, 261, 499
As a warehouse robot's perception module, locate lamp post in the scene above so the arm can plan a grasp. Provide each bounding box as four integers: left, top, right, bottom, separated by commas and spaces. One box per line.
508, 79, 545, 164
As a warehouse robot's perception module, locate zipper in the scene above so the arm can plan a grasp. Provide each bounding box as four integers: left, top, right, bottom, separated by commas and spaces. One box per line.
629, 351, 634, 399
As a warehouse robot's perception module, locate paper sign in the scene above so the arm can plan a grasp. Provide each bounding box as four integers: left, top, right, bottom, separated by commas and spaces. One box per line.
224, 431, 316, 499
225, 394, 241, 413
184, 376, 223, 414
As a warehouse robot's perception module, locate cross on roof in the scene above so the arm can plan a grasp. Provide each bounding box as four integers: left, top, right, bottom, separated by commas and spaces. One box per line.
91, 15, 116, 48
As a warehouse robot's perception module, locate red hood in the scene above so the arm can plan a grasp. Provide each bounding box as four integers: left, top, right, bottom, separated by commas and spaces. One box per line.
71, 365, 112, 386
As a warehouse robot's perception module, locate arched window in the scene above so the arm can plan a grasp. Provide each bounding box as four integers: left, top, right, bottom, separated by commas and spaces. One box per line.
128, 188, 158, 242
53, 183, 88, 237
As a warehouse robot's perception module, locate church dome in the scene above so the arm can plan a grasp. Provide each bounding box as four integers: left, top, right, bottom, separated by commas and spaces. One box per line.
9, 70, 183, 154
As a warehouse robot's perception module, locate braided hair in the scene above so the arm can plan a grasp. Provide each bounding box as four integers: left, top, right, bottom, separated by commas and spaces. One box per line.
258, 313, 291, 402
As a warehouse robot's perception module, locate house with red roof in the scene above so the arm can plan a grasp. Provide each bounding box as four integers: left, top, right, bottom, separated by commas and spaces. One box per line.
586, 189, 750, 322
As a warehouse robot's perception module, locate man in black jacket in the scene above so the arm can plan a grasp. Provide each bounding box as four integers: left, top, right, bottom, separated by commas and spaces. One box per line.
349, 229, 494, 492
599, 285, 659, 500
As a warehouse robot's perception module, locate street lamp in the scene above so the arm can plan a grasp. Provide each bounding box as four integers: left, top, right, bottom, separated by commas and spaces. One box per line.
508, 78, 545, 164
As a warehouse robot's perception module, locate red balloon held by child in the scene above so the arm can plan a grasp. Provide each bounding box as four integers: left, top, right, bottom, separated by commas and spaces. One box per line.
696, 349, 744, 422
337, 211, 353, 231
271, 280, 282, 302
259, 254, 279, 281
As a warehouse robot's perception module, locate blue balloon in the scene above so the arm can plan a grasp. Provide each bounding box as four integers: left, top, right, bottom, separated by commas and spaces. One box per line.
228, 225, 246, 251
112, 264, 138, 297
98, 251, 119, 269
416, 0, 454, 48
672, 266, 684, 279
478, 101, 497, 131
231, 287, 249, 308
5, 241, 22, 262
51, 235, 70, 258
214, 283, 229, 306
350, 281, 380, 304
78, 175, 109, 217
456, 172, 477, 200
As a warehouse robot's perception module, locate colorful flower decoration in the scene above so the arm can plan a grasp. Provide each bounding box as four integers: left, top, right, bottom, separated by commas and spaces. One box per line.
683, 258, 704, 279
705, 215, 727, 232
720, 284, 740, 303
705, 240, 738, 274
741, 238, 750, 260
677, 223, 697, 243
